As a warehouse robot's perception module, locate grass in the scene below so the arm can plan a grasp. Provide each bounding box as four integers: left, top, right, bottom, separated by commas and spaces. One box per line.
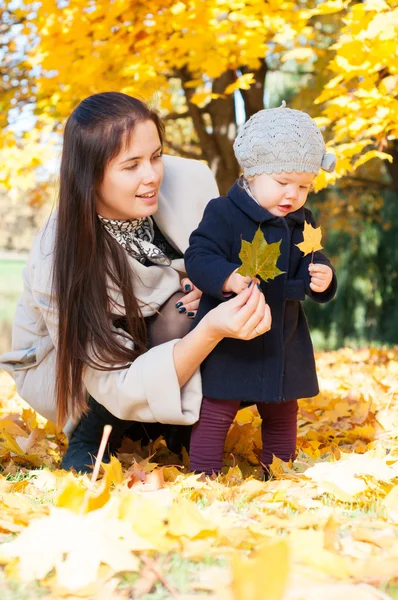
0, 575, 47, 600
0, 257, 26, 353
117, 554, 227, 599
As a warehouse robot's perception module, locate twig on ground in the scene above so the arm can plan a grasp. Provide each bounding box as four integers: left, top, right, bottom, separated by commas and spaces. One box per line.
79, 425, 112, 514
141, 556, 178, 598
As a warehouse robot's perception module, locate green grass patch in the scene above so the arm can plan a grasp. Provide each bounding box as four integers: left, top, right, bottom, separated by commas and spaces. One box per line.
118, 553, 226, 599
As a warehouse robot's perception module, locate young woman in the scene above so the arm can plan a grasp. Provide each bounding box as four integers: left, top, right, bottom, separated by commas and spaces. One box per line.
0, 92, 271, 472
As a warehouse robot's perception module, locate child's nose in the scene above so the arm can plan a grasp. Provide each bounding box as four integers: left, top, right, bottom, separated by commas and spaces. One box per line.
285, 185, 298, 200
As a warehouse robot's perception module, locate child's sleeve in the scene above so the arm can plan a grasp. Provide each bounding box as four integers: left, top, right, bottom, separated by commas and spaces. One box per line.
295, 209, 337, 304
185, 198, 240, 301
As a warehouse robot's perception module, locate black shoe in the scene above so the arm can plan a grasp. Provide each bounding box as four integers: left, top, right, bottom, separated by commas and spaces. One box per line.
164, 425, 192, 455
61, 397, 131, 473
124, 423, 191, 456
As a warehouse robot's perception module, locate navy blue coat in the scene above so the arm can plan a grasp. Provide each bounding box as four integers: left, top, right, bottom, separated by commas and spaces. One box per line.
185, 181, 337, 404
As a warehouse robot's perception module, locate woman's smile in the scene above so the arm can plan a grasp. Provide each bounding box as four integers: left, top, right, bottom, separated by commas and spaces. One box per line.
135, 189, 158, 205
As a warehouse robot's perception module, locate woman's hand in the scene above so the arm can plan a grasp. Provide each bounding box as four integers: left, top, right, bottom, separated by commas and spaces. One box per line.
173, 283, 271, 388
176, 278, 203, 318
202, 283, 272, 342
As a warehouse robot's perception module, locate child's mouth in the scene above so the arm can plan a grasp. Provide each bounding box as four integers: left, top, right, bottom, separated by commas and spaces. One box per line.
279, 204, 292, 213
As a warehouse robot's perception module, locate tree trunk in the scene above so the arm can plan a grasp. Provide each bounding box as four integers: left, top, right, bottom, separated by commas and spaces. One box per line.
239, 63, 267, 119
178, 66, 266, 194
386, 141, 398, 190
179, 68, 238, 193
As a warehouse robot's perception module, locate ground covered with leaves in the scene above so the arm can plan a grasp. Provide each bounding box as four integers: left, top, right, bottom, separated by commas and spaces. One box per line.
1, 347, 398, 599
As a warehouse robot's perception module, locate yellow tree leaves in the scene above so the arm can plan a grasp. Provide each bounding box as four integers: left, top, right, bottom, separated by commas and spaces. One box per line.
2, 1, 317, 128
315, 0, 398, 187
237, 228, 284, 282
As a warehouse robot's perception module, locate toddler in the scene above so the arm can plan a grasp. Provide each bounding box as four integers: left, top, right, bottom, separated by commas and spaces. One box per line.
185, 102, 337, 475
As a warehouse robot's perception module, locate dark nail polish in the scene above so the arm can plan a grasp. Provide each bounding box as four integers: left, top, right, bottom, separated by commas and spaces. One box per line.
187, 311, 195, 317
248, 281, 253, 288
257, 283, 262, 291
179, 307, 186, 313
175, 302, 183, 309
184, 284, 192, 291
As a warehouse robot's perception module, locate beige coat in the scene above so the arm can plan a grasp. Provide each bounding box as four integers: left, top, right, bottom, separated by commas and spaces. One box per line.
0, 155, 219, 433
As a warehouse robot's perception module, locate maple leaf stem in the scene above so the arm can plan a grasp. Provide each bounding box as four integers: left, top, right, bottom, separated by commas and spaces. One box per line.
311, 249, 314, 265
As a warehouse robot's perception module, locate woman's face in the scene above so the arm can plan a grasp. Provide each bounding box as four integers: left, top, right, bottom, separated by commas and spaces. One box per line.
96, 119, 164, 220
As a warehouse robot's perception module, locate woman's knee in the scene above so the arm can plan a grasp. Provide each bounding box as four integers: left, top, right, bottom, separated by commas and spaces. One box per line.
148, 292, 191, 346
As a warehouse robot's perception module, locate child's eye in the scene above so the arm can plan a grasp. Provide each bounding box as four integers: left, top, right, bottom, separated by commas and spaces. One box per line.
277, 181, 287, 186
300, 185, 310, 190
124, 164, 138, 170
152, 152, 163, 160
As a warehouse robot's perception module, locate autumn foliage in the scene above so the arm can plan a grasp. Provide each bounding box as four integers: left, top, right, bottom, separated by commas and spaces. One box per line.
1, 347, 398, 598
1, 0, 397, 193
1, 2, 398, 594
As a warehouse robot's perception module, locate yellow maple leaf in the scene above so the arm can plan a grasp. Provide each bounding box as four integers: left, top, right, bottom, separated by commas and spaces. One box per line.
231, 539, 289, 600
167, 497, 217, 539
224, 72, 256, 95
296, 221, 323, 257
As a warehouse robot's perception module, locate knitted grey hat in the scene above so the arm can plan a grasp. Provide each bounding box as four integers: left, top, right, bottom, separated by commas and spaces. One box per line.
233, 101, 336, 176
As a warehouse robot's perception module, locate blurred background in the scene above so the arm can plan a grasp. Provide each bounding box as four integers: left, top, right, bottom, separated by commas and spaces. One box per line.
1, 0, 397, 353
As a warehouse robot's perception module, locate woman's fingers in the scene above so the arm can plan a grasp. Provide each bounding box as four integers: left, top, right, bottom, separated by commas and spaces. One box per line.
228, 285, 269, 339
250, 302, 272, 337
181, 288, 202, 304
225, 282, 254, 309
180, 277, 197, 293
180, 277, 191, 291
241, 289, 267, 334
179, 299, 200, 312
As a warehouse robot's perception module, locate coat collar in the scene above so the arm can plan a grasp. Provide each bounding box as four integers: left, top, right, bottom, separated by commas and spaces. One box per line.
227, 180, 305, 226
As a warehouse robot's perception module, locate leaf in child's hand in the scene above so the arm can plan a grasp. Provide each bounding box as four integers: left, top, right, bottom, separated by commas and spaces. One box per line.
237, 228, 284, 282
296, 221, 323, 257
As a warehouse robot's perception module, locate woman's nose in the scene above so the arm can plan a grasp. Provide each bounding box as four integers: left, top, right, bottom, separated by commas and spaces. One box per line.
141, 162, 158, 184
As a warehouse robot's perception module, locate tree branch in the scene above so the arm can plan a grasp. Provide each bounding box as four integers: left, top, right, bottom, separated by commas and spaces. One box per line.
163, 110, 191, 121
341, 175, 393, 189
164, 141, 201, 160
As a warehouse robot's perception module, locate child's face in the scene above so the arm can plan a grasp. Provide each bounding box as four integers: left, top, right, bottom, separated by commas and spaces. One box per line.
249, 171, 315, 217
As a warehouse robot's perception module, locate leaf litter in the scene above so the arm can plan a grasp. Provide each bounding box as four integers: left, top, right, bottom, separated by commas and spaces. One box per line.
1, 346, 398, 598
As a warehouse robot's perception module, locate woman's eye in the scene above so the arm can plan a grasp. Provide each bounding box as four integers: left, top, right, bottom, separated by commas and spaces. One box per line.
124, 164, 138, 170
152, 153, 163, 160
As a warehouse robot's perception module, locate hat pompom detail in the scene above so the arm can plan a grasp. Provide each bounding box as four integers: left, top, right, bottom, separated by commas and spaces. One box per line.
321, 153, 336, 173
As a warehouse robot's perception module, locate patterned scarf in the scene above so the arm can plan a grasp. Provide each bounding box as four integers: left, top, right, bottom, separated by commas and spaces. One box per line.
97, 214, 171, 266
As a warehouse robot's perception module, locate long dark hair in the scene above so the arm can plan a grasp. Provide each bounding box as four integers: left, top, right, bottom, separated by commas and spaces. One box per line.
54, 92, 165, 427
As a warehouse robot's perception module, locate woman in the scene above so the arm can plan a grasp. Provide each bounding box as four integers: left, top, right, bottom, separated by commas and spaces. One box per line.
0, 92, 271, 472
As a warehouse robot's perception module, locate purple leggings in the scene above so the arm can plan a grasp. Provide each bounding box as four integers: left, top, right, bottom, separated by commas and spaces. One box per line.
190, 397, 298, 475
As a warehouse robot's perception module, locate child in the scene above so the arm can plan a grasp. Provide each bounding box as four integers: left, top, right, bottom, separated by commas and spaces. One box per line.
184, 102, 337, 475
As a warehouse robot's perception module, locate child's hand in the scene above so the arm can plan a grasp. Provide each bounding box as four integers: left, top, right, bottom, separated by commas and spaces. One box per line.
222, 269, 252, 294
309, 264, 333, 293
